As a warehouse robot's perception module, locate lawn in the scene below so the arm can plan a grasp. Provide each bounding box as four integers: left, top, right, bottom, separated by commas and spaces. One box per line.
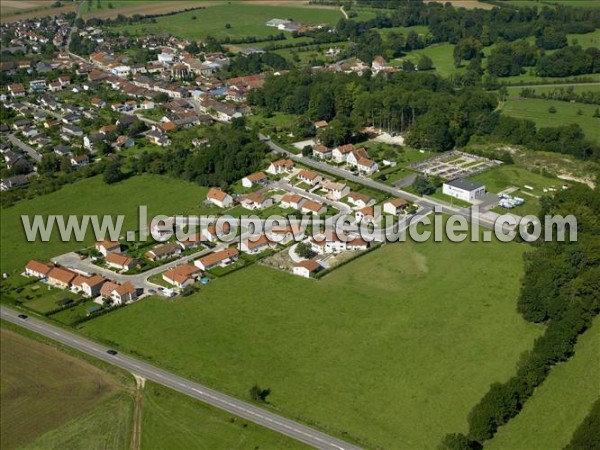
107, 2, 345, 41
486, 316, 600, 450
500, 97, 600, 143
0, 328, 129, 449
141, 381, 307, 450
0, 174, 211, 275
81, 234, 541, 449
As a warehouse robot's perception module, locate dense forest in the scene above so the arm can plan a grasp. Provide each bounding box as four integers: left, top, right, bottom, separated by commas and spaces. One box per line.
442, 181, 600, 449
249, 70, 600, 159
131, 119, 267, 189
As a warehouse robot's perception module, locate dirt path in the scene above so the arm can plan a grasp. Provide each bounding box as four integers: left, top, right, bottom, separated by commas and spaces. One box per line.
130, 375, 145, 450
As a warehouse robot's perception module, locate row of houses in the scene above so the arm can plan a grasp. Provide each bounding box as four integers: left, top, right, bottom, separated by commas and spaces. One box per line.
24, 260, 137, 305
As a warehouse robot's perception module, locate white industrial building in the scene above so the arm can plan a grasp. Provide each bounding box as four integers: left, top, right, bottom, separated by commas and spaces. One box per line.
442, 179, 486, 202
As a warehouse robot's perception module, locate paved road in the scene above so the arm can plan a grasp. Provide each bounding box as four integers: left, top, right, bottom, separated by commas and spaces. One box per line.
66, 0, 86, 50
1, 307, 361, 450
261, 136, 504, 231
7, 134, 43, 162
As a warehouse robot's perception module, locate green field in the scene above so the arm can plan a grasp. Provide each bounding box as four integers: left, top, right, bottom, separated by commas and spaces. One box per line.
506, 84, 600, 95
81, 235, 541, 448
487, 316, 600, 450
500, 97, 600, 143
0, 174, 210, 275
24, 393, 134, 450
142, 381, 307, 450
108, 2, 345, 41
0, 328, 129, 449
504, 0, 600, 8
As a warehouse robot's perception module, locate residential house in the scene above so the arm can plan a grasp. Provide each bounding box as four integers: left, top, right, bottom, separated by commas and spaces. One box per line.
293, 260, 322, 278
347, 192, 376, 209
239, 235, 272, 254
95, 240, 121, 256
146, 130, 171, 147
383, 198, 409, 215
201, 222, 231, 243
313, 145, 331, 159
297, 169, 322, 186
206, 187, 233, 208
280, 193, 305, 210
162, 264, 201, 288
100, 281, 137, 305
62, 124, 83, 137
301, 200, 326, 215
1, 174, 30, 191
266, 159, 294, 175
332, 144, 355, 163
346, 147, 368, 167
105, 252, 137, 271
72, 274, 107, 297
145, 242, 182, 261
177, 233, 204, 251
240, 192, 273, 210
70, 154, 89, 167
242, 172, 268, 188
357, 157, 378, 175
114, 135, 134, 149
47, 267, 77, 289
314, 120, 328, 130
310, 235, 369, 254
355, 206, 380, 224
24, 260, 52, 278
322, 181, 350, 200
194, 248, 239, 271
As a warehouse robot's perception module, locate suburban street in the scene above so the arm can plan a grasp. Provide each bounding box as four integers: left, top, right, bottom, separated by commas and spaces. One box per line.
261, 135, 506, 231
6, 133, 43, 162
1, 306, 362, 450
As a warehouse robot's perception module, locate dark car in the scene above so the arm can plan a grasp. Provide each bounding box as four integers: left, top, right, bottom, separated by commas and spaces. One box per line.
106, 349, 118, 356
17, 314, 28, 320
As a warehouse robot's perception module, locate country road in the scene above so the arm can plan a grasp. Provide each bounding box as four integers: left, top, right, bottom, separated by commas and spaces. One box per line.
1, 306, 362, 450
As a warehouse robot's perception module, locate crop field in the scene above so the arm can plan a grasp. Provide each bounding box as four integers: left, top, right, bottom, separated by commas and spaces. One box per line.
107, 2, 346, 41
487, 316, 600, 450
81, 232, 541, 449
0, 0, 77, 22
500, 97, 600, 143
0, 328, 126, 449
141, 381, 307, 449
0, 174, 210, 275
82, 0, 211, 20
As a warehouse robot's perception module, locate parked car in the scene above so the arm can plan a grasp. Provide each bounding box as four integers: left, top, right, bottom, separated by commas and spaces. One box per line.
106, 349, 118, 356
17, 314, 28, 319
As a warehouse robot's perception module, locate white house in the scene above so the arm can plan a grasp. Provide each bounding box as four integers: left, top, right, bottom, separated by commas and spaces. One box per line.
105, 252, 136, 271
267, 159, 294, 175
297, 169, 322, 186
194, 248, 239, 271
95, 239, 121, 256
322, 181, 350, 200
239, 235, 272, 254
313, 145, 331, 159
240, 192, 273, 210
242, 172, 267, 188
292, 260, 322, 278
355, 206, 380, 224
442, 179, 486, 202
331, 144, 354, 163
280, 193, 305, 210
206, 187, 233, 208
383, 198, 409, 215
347, 192, 376, 209
24, 260, 52, 278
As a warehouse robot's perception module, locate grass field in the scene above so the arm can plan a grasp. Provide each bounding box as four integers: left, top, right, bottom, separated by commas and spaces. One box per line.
486, 316, 600, 450
506, 84, 600, 95
142, 381, 307, 449
81, 234, 541, 449
500, 97, 600, 143
0, 174, 210, 275
0, 328, 127, 449
24, 393, 133, 450
504, 0, 600, 8
107, 2, 345, 41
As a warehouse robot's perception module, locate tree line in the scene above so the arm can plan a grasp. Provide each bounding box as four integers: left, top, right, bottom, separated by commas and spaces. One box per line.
442, 182, 600, 449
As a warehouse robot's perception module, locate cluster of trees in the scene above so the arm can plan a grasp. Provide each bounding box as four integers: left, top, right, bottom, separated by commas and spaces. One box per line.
519, 86, 600, 105
565, 399, 600, 450
224, 52, 290, 78
491, 115, 599, 159
131, 119, 267, 189
442, 182, 600, 449
486, 40, 537, 77
536, 46, 600, 77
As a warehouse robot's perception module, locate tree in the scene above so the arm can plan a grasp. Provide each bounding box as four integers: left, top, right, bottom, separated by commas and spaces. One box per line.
296, 242, 316, 259
225, 23, 231, 29
548, 106, 557, 114
302, 145, 313, 157
418, 55, 434, 71
249, 384, 271, 402
412, 175, 436, 196
103, 159, 124, 184
440, 433, 482, 450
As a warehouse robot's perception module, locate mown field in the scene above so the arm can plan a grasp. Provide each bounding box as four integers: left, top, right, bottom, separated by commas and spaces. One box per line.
142, 381, 307, 450
81, 233, 542, 449
107, 2, 347, 41
0, 174, 210, 275
0, 327, 130, 450
486, 316, 600, 450
500, 97, 600, 143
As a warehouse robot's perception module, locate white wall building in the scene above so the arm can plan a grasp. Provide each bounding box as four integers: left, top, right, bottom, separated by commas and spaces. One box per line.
442, 179, 486, 202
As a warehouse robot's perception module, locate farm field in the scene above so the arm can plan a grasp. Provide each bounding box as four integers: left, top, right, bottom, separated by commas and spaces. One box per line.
107, 2, 346, 41
0, 174, 211, 275
0, 327, 128, 450
504, 0, 600, 8
500, 97, 600, 143
0, 0, 77, 22
486, 316, 600, 450
81, 233, 542, 449
141, 381, 307, 450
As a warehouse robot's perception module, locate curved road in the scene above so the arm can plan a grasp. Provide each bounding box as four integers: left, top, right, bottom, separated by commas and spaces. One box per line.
1, 306, 361, 450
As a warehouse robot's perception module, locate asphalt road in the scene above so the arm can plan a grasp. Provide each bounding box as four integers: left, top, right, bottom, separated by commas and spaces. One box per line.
7, 134, 43, 162
1, 306, 362, 450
